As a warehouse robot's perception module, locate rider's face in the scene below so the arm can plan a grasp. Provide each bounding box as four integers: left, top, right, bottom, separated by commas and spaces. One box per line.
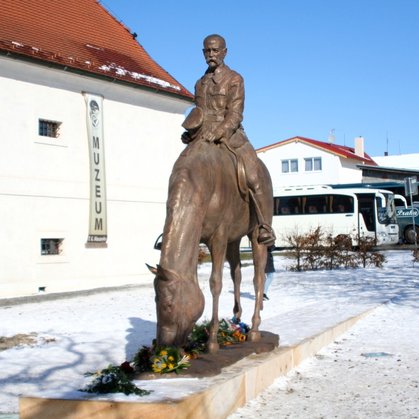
203, 38, 226, 70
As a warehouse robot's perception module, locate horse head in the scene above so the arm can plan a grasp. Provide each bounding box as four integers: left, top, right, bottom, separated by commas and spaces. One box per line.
147, 263, 205, 347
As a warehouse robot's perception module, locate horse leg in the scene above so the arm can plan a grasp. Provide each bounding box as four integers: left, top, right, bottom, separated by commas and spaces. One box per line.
207, 238, 228, 354
226, 240, 242, 321
248, 236, 267, 342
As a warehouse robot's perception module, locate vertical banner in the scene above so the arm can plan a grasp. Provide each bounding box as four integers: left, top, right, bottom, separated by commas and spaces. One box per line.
84, 93, 107, 243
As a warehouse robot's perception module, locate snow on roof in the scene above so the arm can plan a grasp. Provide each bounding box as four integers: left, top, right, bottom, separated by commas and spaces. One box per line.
257, 136, 377, 165
372, 154, 419, 171
0, 0, 193, 100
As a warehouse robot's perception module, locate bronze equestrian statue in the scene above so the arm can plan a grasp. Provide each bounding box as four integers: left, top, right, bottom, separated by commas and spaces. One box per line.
149, 34, 275, 353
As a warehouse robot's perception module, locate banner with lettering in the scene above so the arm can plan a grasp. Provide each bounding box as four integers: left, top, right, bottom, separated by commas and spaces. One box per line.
84, 93, 107, 243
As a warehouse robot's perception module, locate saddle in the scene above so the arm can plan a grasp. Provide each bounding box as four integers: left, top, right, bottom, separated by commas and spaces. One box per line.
222, 141, 276, 246
222, 141, 249, 203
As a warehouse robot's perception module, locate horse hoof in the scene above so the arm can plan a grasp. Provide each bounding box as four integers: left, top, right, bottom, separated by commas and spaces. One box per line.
207, 342, 220, 353
248, 330, 261, 342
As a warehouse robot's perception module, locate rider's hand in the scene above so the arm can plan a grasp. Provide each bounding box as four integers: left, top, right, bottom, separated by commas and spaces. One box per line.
203, 128, 224, 143
181, 131, 191, 144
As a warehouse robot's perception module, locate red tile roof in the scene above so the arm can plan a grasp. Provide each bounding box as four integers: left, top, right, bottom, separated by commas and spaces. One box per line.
0, 0, 193, 100
257, 136, 377, 165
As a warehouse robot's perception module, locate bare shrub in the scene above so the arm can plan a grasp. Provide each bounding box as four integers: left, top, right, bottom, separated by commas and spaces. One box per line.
322, 234, 356, 270
300, 227, 324, 271
356, 236, 386, 268
284, 231, 306, 272
285, 227, 325, 271
285, 228, 385, 271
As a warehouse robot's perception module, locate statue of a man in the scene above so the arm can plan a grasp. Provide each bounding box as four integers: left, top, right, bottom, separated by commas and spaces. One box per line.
181, 34, 275, 245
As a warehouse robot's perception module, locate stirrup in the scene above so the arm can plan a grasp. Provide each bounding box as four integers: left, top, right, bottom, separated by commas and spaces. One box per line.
257, 224, 276, 245
258, 235, 276, 246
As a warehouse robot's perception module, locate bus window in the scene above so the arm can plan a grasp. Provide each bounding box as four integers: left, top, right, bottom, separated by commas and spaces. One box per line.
307, 204, 318, 213
274, 197, 300, 215
281, 206, 291, 215
394, 196, 407, 208
332, 196, 354, 213
305, 196, 326, 214
273, 197, 280, 215
377, 197, 387, 223
289, 198, 300, 214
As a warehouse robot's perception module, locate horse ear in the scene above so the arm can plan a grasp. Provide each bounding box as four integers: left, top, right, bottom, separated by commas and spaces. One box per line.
156, 264, 170, 281
145, 263, 158, 275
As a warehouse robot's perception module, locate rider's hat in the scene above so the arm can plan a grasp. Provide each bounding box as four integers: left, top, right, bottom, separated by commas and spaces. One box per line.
182, 107, 203, 130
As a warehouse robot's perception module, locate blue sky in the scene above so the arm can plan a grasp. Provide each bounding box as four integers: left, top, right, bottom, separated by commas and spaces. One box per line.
101, 0, 419, 157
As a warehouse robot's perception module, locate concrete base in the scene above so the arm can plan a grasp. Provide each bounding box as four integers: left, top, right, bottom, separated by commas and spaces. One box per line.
19, 309, 373, 419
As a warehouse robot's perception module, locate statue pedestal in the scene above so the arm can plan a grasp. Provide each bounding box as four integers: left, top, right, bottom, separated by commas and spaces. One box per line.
139, 330, 279, 380
19, 311, 372, 419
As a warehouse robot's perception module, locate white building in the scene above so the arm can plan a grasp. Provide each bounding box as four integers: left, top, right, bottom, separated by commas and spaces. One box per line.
257, 136, 376, 189
0, 0, 193, 298
372, 153, 419, 171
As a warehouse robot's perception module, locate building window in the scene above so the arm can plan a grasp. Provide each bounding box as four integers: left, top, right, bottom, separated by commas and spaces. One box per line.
305, 157, 322, 171
281, 159, 298, 173
39, 119, 61, 138
41, 238, 63, 255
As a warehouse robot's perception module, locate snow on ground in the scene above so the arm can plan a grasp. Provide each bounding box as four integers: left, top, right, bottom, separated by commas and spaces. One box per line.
229, 302, 419, 419
0, 250, 418, 418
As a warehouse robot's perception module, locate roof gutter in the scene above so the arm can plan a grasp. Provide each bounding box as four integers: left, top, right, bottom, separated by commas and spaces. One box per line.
359, 164, 419, 175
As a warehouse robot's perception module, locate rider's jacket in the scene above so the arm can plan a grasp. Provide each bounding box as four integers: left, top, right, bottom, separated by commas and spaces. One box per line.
183, 64, 248, 149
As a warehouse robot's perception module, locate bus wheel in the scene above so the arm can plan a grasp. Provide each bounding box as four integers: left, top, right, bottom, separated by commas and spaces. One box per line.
404, 226, 419, 244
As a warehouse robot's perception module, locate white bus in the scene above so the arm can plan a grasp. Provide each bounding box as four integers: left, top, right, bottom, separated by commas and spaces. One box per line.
272, 185, 399, 248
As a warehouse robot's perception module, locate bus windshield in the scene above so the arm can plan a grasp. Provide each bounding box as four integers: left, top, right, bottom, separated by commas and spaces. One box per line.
377, 193, 397, 225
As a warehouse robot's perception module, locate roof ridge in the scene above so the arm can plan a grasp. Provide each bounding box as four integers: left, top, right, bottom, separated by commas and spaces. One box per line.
256, 136, 377, 165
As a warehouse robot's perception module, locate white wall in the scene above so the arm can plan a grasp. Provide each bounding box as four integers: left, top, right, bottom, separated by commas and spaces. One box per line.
338, 158, 364, 183
0, 57, 190, 298
258, 142, 363, 188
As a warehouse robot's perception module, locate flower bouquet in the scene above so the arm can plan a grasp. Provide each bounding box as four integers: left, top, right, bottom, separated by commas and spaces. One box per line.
80, 363, 150, 396
150, 347, 190, 374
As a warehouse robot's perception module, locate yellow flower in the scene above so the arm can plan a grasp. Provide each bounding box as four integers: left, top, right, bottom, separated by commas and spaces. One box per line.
168, 363, 175, 369
168, 356, 174, 361
160, 350, 168, 356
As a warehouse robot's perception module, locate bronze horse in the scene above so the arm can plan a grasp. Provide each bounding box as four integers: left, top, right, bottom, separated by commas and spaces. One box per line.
149, 137, 273, 353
